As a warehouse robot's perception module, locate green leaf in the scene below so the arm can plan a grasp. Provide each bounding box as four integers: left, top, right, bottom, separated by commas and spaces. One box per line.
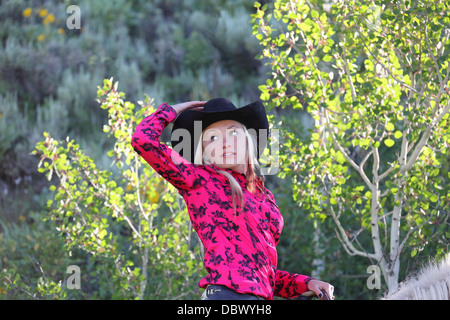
386, 122, 395, 131
323, 54, 333, 62
384, 139, 395, 147
98, 229, 107, 239
429, 194, 438, 203
335, 151, 346, 164
394, 131, 403, 139
260, 91, 270, 101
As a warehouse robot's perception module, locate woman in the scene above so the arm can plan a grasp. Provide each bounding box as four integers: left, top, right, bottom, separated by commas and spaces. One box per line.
131, 98, 334, 300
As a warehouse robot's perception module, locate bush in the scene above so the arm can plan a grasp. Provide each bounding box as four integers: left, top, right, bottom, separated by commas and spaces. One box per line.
27, 79, 204, 299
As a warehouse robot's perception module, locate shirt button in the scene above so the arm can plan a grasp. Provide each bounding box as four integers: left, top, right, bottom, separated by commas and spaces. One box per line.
264, 219, 269, 223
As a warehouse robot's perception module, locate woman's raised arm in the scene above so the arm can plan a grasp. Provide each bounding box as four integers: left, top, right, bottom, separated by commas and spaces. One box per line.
131, 102, 208, 191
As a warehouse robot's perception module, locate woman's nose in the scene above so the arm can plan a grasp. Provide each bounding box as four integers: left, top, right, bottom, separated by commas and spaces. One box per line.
223, 136, 235, 149
223, 135, 231, 147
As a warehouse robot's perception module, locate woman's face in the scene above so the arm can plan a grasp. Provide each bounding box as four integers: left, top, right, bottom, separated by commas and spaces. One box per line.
202, 120, 247, 173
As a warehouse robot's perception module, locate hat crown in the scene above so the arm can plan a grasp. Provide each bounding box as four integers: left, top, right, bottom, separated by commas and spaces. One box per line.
203, 98, 237, 112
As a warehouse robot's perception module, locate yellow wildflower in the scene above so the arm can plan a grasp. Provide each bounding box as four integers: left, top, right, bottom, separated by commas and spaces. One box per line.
43, 13, 54, 25
58, 28, 66, 35
23, 8, 32, 17
147, 191, 160, 204
38, 8, 48, 17
37, 34, 45, 42
125, 183, 134, 192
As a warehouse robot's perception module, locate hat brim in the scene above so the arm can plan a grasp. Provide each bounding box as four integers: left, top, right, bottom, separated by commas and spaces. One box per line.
171, 101, 269, 163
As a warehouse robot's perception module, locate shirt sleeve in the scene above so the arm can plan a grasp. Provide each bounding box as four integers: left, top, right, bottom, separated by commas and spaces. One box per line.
131, 103, 209, 191
273, 269, 314, 298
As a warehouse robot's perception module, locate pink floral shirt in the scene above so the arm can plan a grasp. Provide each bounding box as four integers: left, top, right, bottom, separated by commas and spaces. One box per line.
131, 103, 312, 299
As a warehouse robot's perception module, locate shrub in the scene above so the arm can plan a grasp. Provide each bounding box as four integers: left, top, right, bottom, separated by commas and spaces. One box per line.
29, 79, 204, 299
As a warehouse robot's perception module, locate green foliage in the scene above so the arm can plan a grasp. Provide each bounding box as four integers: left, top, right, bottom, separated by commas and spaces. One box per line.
1, 0, 264, 299
0, 0, 264, 182
0, 211, 72, 299
28, 79, 204, 299
4, 0, 448, 300
253, 0, 449, 294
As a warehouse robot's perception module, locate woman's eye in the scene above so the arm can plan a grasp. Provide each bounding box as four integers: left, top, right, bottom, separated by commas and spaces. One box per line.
210, 135, 218, 141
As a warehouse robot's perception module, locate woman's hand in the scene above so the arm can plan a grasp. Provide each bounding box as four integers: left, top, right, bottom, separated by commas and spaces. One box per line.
171, 101, 206, 115
307, 279, 335, 300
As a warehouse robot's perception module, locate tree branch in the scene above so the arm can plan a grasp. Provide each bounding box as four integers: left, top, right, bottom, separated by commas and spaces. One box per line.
388, 113, 411, 274
342, 46, 357, 102
359, 149, 373, 172
391, 210, 435, 274
435, 99, 450, 124
370, 147, 383, 261
133, 154, 149, 221
111, 203, 144, 241
324, 110, 373, 188
330, 205, 379, 260
424, 23, 443, 85
400, 126, 431, 174
354, 23, 424, 97
399, 99, 450, 175
139, 245, 149, 300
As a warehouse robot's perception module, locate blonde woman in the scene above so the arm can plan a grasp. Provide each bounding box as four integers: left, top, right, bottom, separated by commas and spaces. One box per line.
131, 98, 334, 300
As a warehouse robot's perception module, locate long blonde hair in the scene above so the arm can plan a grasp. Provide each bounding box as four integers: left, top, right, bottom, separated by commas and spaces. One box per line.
194, 124, 264, 215
191, 124, 264, 259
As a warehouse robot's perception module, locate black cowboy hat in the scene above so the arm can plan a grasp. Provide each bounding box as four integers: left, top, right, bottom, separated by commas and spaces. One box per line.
171, 98, 269, 163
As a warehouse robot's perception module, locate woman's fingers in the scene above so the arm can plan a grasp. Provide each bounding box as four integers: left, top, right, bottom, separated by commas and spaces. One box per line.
319, 284, 334, 300
187, 101, 207, 109
172, 101, 207, 114
308, 279, 335, 300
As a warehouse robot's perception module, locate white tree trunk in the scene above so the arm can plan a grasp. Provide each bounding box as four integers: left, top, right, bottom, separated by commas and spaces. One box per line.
312, 226, 325, 279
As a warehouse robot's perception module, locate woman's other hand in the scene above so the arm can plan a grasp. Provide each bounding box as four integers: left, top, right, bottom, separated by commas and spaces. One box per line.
307, 279, 335, 300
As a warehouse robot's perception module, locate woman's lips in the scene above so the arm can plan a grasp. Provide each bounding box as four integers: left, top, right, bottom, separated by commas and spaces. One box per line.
222, 152, 235, 157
